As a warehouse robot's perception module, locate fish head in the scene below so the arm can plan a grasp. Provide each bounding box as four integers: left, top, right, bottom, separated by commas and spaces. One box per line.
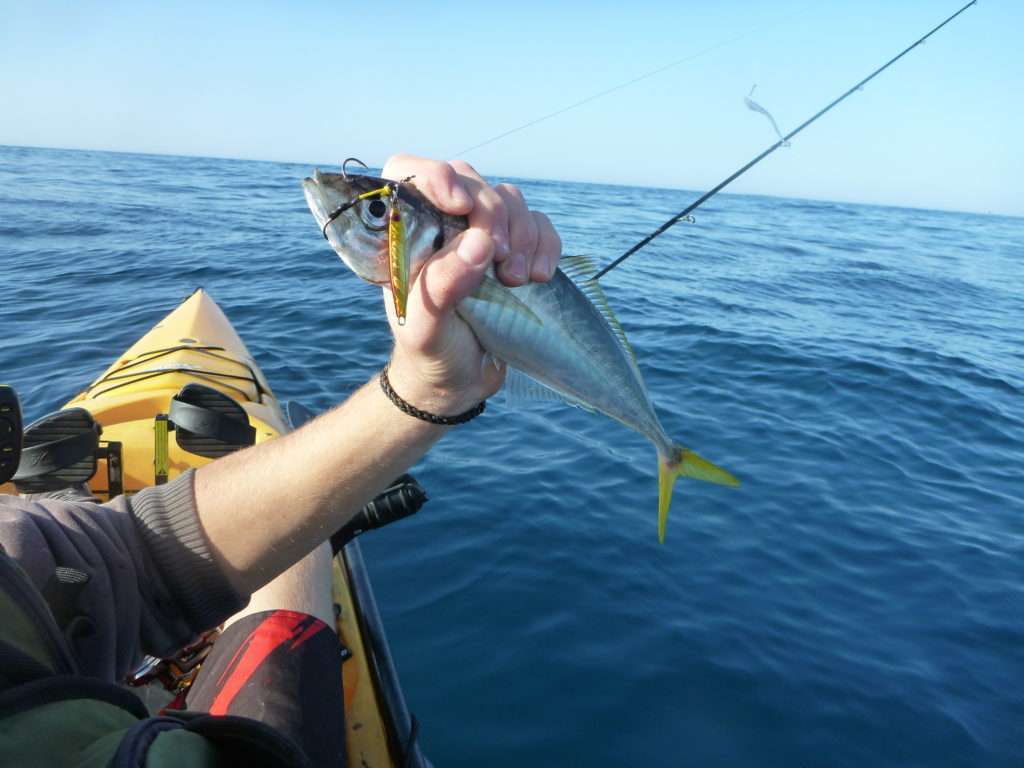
303, 168, 462, 286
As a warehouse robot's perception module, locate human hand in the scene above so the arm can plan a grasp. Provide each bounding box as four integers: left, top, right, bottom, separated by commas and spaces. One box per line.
383, 154, 562, 286
379, 155, 561, 416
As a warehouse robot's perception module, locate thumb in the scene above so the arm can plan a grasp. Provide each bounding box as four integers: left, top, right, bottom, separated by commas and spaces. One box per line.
414, 228, 494, 317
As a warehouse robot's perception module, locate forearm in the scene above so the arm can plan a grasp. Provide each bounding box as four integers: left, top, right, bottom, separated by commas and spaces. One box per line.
195, 372, 450, 596
195, 155, 558, 599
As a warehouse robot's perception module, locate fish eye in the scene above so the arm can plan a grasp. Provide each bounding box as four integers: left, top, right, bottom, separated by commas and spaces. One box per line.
359, 198, 389, 231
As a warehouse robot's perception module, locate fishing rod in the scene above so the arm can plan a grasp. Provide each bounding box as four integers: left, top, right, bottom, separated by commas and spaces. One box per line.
592, 0, 977, 281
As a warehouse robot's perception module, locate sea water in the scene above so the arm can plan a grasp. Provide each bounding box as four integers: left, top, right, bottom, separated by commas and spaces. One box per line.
2, 144, 1021, 767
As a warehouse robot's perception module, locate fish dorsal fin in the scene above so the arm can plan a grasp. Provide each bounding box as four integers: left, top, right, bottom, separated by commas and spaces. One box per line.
559, 255, 638, 366
503, 367, 595, 413
558, 254, 601, 284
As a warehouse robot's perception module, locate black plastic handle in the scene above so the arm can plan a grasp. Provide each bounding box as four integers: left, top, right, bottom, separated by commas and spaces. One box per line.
330, 474, 428, 553
0, 386, 23, 485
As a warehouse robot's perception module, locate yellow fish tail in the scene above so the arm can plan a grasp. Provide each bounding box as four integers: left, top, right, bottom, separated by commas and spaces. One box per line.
657, 445, 740, 544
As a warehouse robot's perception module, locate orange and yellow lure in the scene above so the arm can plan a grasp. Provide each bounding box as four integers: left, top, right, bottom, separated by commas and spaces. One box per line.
341, 177, 412, 325
386, 183, 409, 326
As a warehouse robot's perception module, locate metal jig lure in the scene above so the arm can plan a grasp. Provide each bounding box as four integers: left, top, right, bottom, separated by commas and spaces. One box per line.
321, 169, 416, 325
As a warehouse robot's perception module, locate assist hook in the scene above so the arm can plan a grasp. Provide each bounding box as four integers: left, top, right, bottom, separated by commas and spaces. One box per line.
341, 157, 370, 180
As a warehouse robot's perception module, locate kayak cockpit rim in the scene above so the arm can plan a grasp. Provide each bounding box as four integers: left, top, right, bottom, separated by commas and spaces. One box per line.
343, 539, 430, 768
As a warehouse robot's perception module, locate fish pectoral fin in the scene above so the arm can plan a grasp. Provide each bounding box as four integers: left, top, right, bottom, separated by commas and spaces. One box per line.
503, 368, 595, 413
473, 275, 545, 327
658, 446, 739, 544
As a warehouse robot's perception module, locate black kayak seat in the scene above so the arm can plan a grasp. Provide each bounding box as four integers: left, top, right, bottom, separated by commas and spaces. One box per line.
13, 408, 100, 493
169, 384, 256, 459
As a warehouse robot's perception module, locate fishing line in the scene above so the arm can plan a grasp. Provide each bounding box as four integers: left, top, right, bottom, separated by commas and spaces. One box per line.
451, 5, 820, 160
592, 0, 978, 281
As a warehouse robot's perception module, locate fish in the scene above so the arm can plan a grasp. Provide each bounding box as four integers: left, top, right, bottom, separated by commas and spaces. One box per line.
303, 169, 739, 542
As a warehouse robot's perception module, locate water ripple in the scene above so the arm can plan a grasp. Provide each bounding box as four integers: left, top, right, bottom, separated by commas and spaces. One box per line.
3, 145, 1023, 767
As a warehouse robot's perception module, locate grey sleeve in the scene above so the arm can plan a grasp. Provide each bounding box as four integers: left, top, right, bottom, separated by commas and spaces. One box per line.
0, 470, 247, 680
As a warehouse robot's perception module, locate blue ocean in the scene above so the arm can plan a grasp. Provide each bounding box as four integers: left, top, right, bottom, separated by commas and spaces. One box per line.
2, 144, 1021, 766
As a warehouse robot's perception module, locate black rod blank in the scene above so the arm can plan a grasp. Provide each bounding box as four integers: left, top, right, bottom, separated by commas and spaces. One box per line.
593, 0, 978, 281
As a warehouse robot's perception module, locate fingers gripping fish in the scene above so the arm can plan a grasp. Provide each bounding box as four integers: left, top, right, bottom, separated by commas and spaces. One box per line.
304, 169, 739, 542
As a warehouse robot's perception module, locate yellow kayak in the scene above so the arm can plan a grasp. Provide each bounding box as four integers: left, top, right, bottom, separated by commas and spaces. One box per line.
3, 289, 426, 767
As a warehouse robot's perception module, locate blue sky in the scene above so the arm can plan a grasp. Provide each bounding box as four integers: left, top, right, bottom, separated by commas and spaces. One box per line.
1, 1, 1020, 215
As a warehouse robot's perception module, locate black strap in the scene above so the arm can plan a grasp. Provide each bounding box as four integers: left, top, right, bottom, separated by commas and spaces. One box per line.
12, 431, 97, 481
169, 397, 256, 446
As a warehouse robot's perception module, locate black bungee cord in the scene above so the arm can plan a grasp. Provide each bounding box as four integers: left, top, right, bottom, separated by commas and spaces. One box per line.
592, 0, 978, 281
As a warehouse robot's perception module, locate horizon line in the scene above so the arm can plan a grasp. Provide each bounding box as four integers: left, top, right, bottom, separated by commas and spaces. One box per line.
2, 141, 1018, 222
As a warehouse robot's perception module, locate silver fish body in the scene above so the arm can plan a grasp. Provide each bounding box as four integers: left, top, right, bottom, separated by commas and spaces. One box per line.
460, 269, 673, 455
303, 169, 737, 541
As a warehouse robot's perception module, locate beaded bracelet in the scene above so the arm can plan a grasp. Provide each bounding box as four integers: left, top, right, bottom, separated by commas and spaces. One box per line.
379, 365, 486, 426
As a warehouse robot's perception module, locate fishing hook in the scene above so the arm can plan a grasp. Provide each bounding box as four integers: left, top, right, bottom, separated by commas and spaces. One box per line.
341, 157, 369, 180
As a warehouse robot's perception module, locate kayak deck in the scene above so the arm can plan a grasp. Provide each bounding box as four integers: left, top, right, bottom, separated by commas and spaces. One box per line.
65, 289, 285, 493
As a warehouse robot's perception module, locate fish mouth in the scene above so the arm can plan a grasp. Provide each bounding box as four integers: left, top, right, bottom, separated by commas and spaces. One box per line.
302, 170, 334, 233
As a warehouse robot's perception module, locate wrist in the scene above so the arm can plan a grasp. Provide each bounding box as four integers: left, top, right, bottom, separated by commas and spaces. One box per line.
383, 358, 484, 418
